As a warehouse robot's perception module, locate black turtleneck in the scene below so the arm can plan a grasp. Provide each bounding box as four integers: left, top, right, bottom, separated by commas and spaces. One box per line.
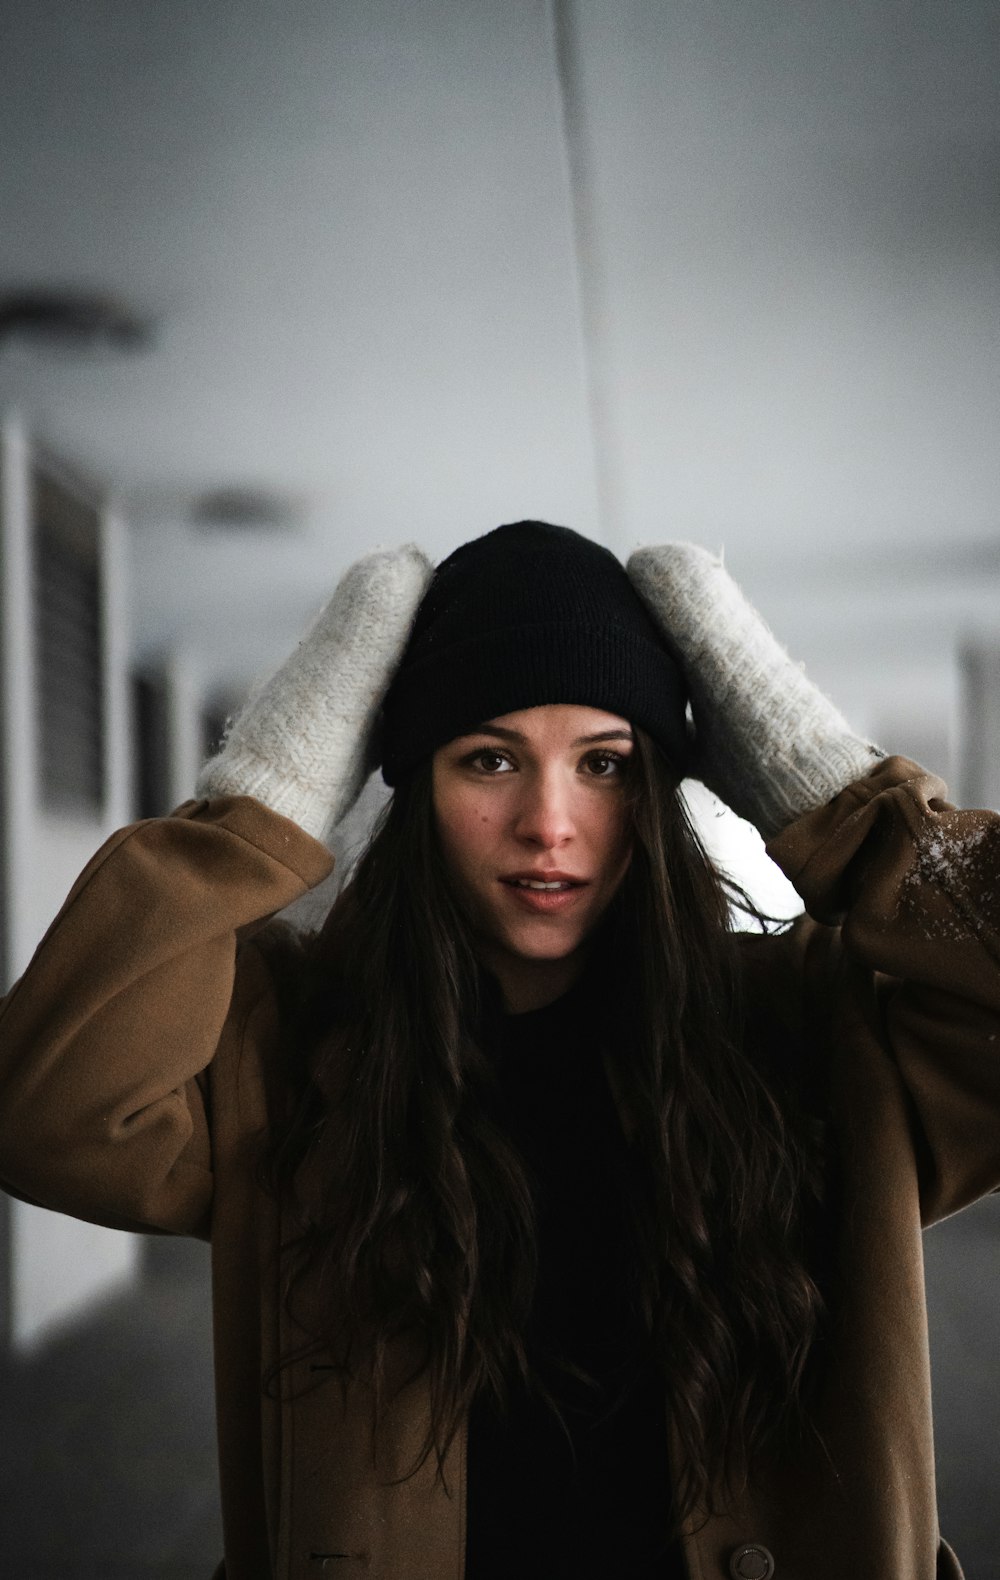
464, 978, 686, 1580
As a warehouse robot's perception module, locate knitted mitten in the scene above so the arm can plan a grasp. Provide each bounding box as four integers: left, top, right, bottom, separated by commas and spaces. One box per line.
627, 543, 883, 836
196, 544, 432, 843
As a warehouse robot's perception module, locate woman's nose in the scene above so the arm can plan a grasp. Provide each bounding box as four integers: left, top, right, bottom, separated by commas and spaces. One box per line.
512, 771, 576, 848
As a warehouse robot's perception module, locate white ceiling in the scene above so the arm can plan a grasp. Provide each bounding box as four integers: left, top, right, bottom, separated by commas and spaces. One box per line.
1, 1, 998, 760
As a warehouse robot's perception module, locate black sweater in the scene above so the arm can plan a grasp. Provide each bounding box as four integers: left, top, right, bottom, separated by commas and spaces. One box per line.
464, 979, 686, 1579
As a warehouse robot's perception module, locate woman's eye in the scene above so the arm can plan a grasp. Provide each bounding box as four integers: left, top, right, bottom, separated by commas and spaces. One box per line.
469, 749, 513, 774
583, 751, 629, 778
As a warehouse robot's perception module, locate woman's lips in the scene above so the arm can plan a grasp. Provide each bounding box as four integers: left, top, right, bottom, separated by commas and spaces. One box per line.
499, 874, 588, 913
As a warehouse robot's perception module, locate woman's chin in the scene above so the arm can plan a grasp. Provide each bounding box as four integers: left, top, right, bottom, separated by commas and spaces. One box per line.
476, 923, 596, 1008
493, 920, 589, 967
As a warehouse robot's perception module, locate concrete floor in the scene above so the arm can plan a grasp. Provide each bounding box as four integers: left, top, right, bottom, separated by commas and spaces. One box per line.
924, 1191, 1000, 1576
0, 1236, 221, 1580
0, 1198, 998, 1580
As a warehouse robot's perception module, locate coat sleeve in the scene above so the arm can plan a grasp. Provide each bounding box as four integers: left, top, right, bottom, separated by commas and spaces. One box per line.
0, 796, 333, 1236
766, 755, 1000, 1224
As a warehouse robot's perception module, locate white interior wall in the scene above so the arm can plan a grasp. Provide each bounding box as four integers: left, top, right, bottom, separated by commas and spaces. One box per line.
1, 413, 139, 1351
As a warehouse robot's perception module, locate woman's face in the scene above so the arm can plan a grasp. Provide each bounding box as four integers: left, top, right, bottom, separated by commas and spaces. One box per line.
431, 704, 634, 1011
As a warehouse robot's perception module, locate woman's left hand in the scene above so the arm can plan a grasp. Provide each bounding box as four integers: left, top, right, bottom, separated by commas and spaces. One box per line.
196, 543, 433, 843
627, 541, 883, 836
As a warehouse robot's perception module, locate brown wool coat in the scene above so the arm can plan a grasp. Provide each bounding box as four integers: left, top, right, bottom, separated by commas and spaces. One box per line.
1, 758, 998, 1580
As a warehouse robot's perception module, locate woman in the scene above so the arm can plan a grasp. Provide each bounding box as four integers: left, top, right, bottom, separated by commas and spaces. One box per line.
0, 520, 996, 1580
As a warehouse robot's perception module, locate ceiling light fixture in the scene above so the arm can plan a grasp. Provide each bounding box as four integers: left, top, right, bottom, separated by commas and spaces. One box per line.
191, 487, 302, 532
0, 289, 155, 352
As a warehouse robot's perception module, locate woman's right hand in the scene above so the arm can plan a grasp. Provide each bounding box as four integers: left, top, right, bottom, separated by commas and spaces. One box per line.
627, 541, 882, 836
196, 543, 433, 843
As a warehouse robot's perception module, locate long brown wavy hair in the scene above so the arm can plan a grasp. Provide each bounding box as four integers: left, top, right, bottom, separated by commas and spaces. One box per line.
262, 728, 831, 1527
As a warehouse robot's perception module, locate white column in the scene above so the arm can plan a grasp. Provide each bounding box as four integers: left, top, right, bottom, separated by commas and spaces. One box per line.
101, 502, 133, 829
1, 418, 139, 1350
0, 414, 37, 985
165, 648, 207, 809
960, 645, 1000, 811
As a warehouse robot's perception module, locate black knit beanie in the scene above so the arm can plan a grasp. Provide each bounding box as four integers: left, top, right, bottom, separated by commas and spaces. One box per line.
379, 520, 689, 784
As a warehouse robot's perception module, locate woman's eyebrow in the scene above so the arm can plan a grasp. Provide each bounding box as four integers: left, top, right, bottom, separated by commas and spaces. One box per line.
572, 729, 634, 746
462, 724, 524, 743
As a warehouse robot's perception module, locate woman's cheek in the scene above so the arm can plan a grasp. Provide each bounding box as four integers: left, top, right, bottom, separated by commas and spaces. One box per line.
437, 796, 497, 876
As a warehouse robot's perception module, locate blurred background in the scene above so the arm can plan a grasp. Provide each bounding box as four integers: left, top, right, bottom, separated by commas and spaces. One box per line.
0, 2, 997, 1575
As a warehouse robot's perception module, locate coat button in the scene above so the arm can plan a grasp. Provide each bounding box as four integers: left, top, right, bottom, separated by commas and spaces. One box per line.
729, 1545, 775, 1580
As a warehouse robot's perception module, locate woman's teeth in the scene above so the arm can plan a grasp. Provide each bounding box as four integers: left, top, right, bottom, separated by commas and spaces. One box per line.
514, 879, 572, 890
